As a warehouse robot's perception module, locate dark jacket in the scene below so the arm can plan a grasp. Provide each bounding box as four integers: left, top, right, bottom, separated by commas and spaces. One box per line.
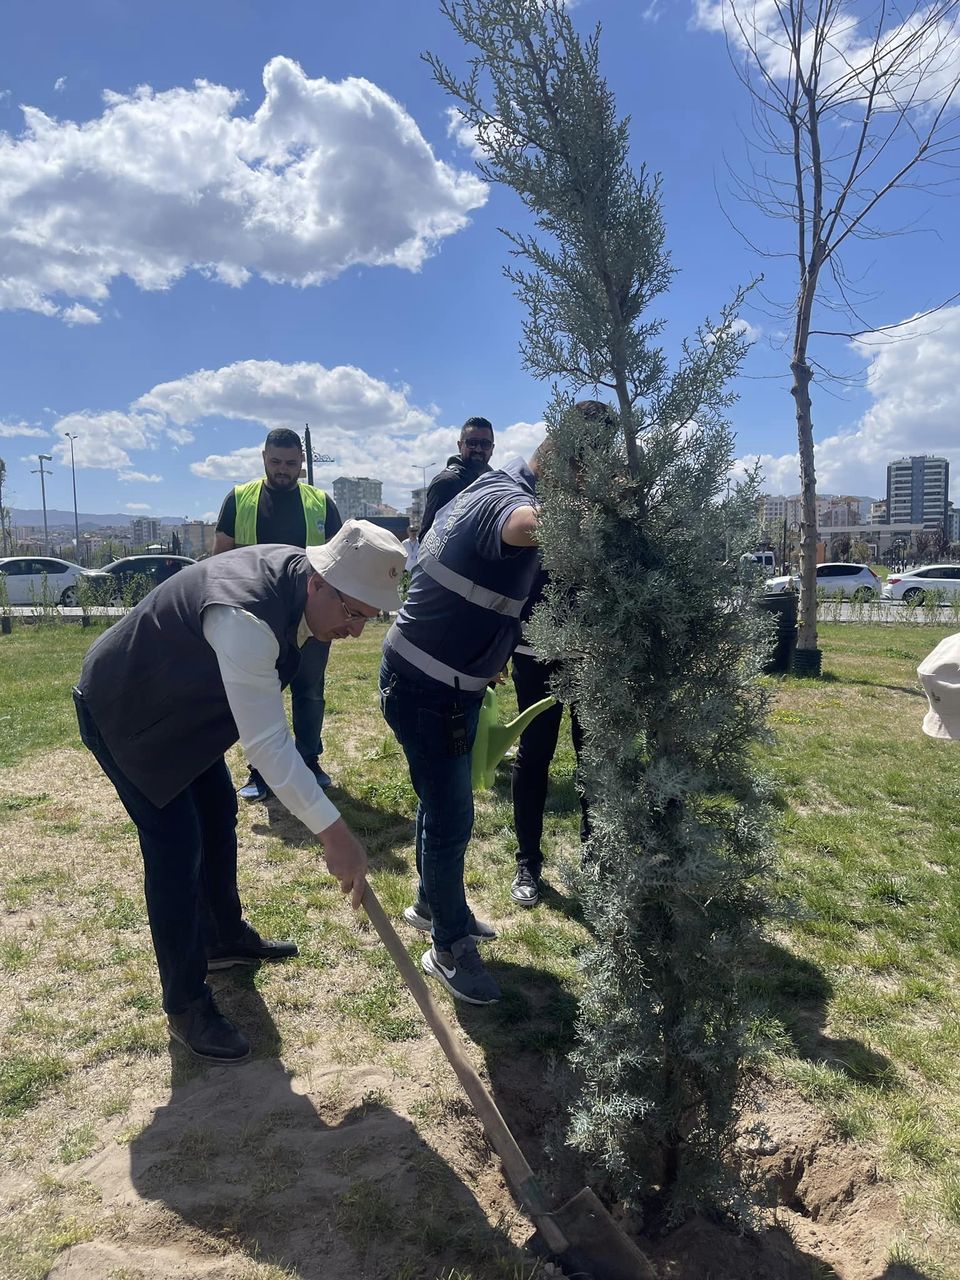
420, 454, 492, 536
77, 545, 310, 807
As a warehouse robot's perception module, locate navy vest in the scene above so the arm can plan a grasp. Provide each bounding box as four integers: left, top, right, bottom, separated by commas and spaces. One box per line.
78, 545, 311, 806
384, 458, 539, 692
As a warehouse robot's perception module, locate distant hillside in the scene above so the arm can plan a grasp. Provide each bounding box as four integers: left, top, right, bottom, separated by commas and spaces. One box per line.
10, 508, 184, 529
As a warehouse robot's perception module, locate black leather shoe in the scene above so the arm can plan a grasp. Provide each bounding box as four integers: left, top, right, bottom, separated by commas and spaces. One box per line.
207, 921, 299, 971
168, 994, 250, 1062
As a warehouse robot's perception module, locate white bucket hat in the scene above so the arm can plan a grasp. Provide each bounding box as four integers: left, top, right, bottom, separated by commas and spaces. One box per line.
917, 632, 960, 740
305, 519, 406, 613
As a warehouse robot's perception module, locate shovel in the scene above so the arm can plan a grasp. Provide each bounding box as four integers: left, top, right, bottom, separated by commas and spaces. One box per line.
362, 886, 655, 1280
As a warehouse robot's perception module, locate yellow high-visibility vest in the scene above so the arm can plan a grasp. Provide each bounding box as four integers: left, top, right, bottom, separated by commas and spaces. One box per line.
233, 479, 327, 547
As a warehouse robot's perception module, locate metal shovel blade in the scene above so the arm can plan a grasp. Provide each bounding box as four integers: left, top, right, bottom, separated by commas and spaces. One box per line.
546, 1186, 656, 1280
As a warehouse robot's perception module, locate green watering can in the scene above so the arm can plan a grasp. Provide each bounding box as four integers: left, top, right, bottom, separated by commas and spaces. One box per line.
471, 686, 557, 790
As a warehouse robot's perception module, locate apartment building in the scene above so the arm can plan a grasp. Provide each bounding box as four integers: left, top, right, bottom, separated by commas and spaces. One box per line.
886, 456, 949, 530
178, 520, 217, 558
131, 517, 162, 546
332, 476, 383, 520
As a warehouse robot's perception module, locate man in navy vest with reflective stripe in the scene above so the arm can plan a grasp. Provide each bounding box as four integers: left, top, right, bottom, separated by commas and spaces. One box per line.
379, 446, 543, 1004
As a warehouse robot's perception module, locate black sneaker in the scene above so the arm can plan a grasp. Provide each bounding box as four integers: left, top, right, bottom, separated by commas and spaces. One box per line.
402, 899, 497, 942
510, 863, 541, 908
303, 756, 332, 789
208, 921, 299, 971
168, 993, 251, 1062
238, 768, 269, 802
421, 936, 500, 1005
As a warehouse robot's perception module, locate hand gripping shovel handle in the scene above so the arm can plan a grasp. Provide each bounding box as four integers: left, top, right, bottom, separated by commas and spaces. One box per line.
361, 884, 568, 1256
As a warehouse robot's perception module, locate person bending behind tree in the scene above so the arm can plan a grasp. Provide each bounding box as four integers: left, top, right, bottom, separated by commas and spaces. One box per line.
419, 416, 495, 537
380, 445, 544, 1005
214, 427, 342, 799
74, 521, 405, 1062
509, 566, 589, 908
508, 399, 614, 906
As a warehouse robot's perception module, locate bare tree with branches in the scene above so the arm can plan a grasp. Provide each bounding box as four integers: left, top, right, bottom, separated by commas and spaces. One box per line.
717, 0, 960, 672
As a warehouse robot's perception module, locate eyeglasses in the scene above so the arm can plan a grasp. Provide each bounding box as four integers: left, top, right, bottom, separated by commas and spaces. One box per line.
333, 586, 371, 623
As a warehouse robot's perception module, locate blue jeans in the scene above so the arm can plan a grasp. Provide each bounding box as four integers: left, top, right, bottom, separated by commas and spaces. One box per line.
379, 659, 482, 948
291, 637, 330, 760
74, 690, 243, 1014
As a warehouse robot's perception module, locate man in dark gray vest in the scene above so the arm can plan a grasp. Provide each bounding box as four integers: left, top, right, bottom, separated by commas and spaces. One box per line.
74, 521, 405, 1063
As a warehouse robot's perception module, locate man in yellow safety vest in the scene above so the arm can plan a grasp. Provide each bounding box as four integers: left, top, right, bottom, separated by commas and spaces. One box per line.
214, 427, 342, 799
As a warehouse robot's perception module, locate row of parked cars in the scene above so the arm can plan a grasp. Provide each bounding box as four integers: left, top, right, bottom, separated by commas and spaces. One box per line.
765, 561, 960, 603
0, 554, 196, 605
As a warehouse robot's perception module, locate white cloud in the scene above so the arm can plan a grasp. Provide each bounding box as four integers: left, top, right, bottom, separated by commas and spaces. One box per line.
445, 108, 485, 160
53, 76, 67, 93
736, 306, 960, 500
0, 421, 49, 438
0, 56, 488, 322
62, 303, 100, 325
125, 503, 151, 510
693, 1, 960, 111
43, 356, 545, 507
643, 1, 665, 20
138, 359, 435, 434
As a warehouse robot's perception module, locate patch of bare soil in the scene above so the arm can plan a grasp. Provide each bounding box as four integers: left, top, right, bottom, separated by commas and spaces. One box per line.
52, 1054, 526, 1280
644, 1084, 901, 1280
3, 751, 907, 1280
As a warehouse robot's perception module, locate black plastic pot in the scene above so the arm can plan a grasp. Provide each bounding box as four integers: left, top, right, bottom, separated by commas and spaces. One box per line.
791, 645, 823, 678
758, 591, 798, 674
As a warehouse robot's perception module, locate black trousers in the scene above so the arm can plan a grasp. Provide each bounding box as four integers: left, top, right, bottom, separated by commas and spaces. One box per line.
510, 652, 589, 870
74, 691, 243, 1014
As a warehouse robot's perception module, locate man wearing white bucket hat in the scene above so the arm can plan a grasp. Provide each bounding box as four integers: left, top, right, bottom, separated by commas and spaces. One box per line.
74, 520, 405, 1063
918, 633, 960, 740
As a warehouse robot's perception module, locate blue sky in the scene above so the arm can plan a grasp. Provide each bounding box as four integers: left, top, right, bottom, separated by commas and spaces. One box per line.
1, 0, 958, 522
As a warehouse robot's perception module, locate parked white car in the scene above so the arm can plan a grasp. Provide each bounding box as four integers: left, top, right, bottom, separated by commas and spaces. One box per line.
0, 556, 95, 605
810, 562, 882, 600
765, 562, 882, 600
763, 573, 798, 595
882, 564, 960, 605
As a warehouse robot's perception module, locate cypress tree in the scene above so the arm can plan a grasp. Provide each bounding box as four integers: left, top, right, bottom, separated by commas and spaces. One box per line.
429, 0, 775, 1225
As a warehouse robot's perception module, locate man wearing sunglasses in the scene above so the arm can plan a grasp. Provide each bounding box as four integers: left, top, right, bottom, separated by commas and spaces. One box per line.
74, 521, 405, 1063
419, 416, 495, 538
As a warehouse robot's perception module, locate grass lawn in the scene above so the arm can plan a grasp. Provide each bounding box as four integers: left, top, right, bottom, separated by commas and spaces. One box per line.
1, 619, 960, 1278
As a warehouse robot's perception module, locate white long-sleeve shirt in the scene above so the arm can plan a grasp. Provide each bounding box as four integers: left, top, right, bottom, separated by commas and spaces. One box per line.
202, 604, 340, 835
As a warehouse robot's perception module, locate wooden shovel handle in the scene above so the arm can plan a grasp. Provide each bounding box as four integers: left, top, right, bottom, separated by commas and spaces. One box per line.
361, 885, 567, 1254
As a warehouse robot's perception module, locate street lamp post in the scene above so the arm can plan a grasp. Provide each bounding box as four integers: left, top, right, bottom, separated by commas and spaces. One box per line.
31, 454, 53, 554
412, 462, 439, 528
64, 433, 81, 562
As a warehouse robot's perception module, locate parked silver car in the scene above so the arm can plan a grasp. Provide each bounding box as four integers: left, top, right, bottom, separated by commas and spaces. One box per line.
0, 556, 97, 605
882, 564, 960, 605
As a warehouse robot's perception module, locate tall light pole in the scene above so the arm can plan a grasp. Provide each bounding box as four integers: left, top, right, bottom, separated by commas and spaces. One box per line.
31, 454, 53, 554
64, 433, 80, 562
412, 462, 439, 529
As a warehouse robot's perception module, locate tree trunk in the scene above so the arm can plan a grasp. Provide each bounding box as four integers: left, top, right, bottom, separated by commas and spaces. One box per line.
792, 354, 819, 652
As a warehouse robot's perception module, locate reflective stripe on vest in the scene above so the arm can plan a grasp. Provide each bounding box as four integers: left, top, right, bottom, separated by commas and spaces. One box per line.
233, 479, 327, 547
417, 549, 526, 618
385, 625, 490, 691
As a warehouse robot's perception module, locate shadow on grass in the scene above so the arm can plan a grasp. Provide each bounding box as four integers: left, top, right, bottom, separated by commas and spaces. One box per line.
251, 787, 413, 874
745, 940, 896, 1088
130, 975, 526, 1280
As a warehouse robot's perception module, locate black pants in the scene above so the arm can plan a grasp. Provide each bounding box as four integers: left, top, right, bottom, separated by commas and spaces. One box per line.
74, 691, 243, 1014
510, 652, 588, 871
